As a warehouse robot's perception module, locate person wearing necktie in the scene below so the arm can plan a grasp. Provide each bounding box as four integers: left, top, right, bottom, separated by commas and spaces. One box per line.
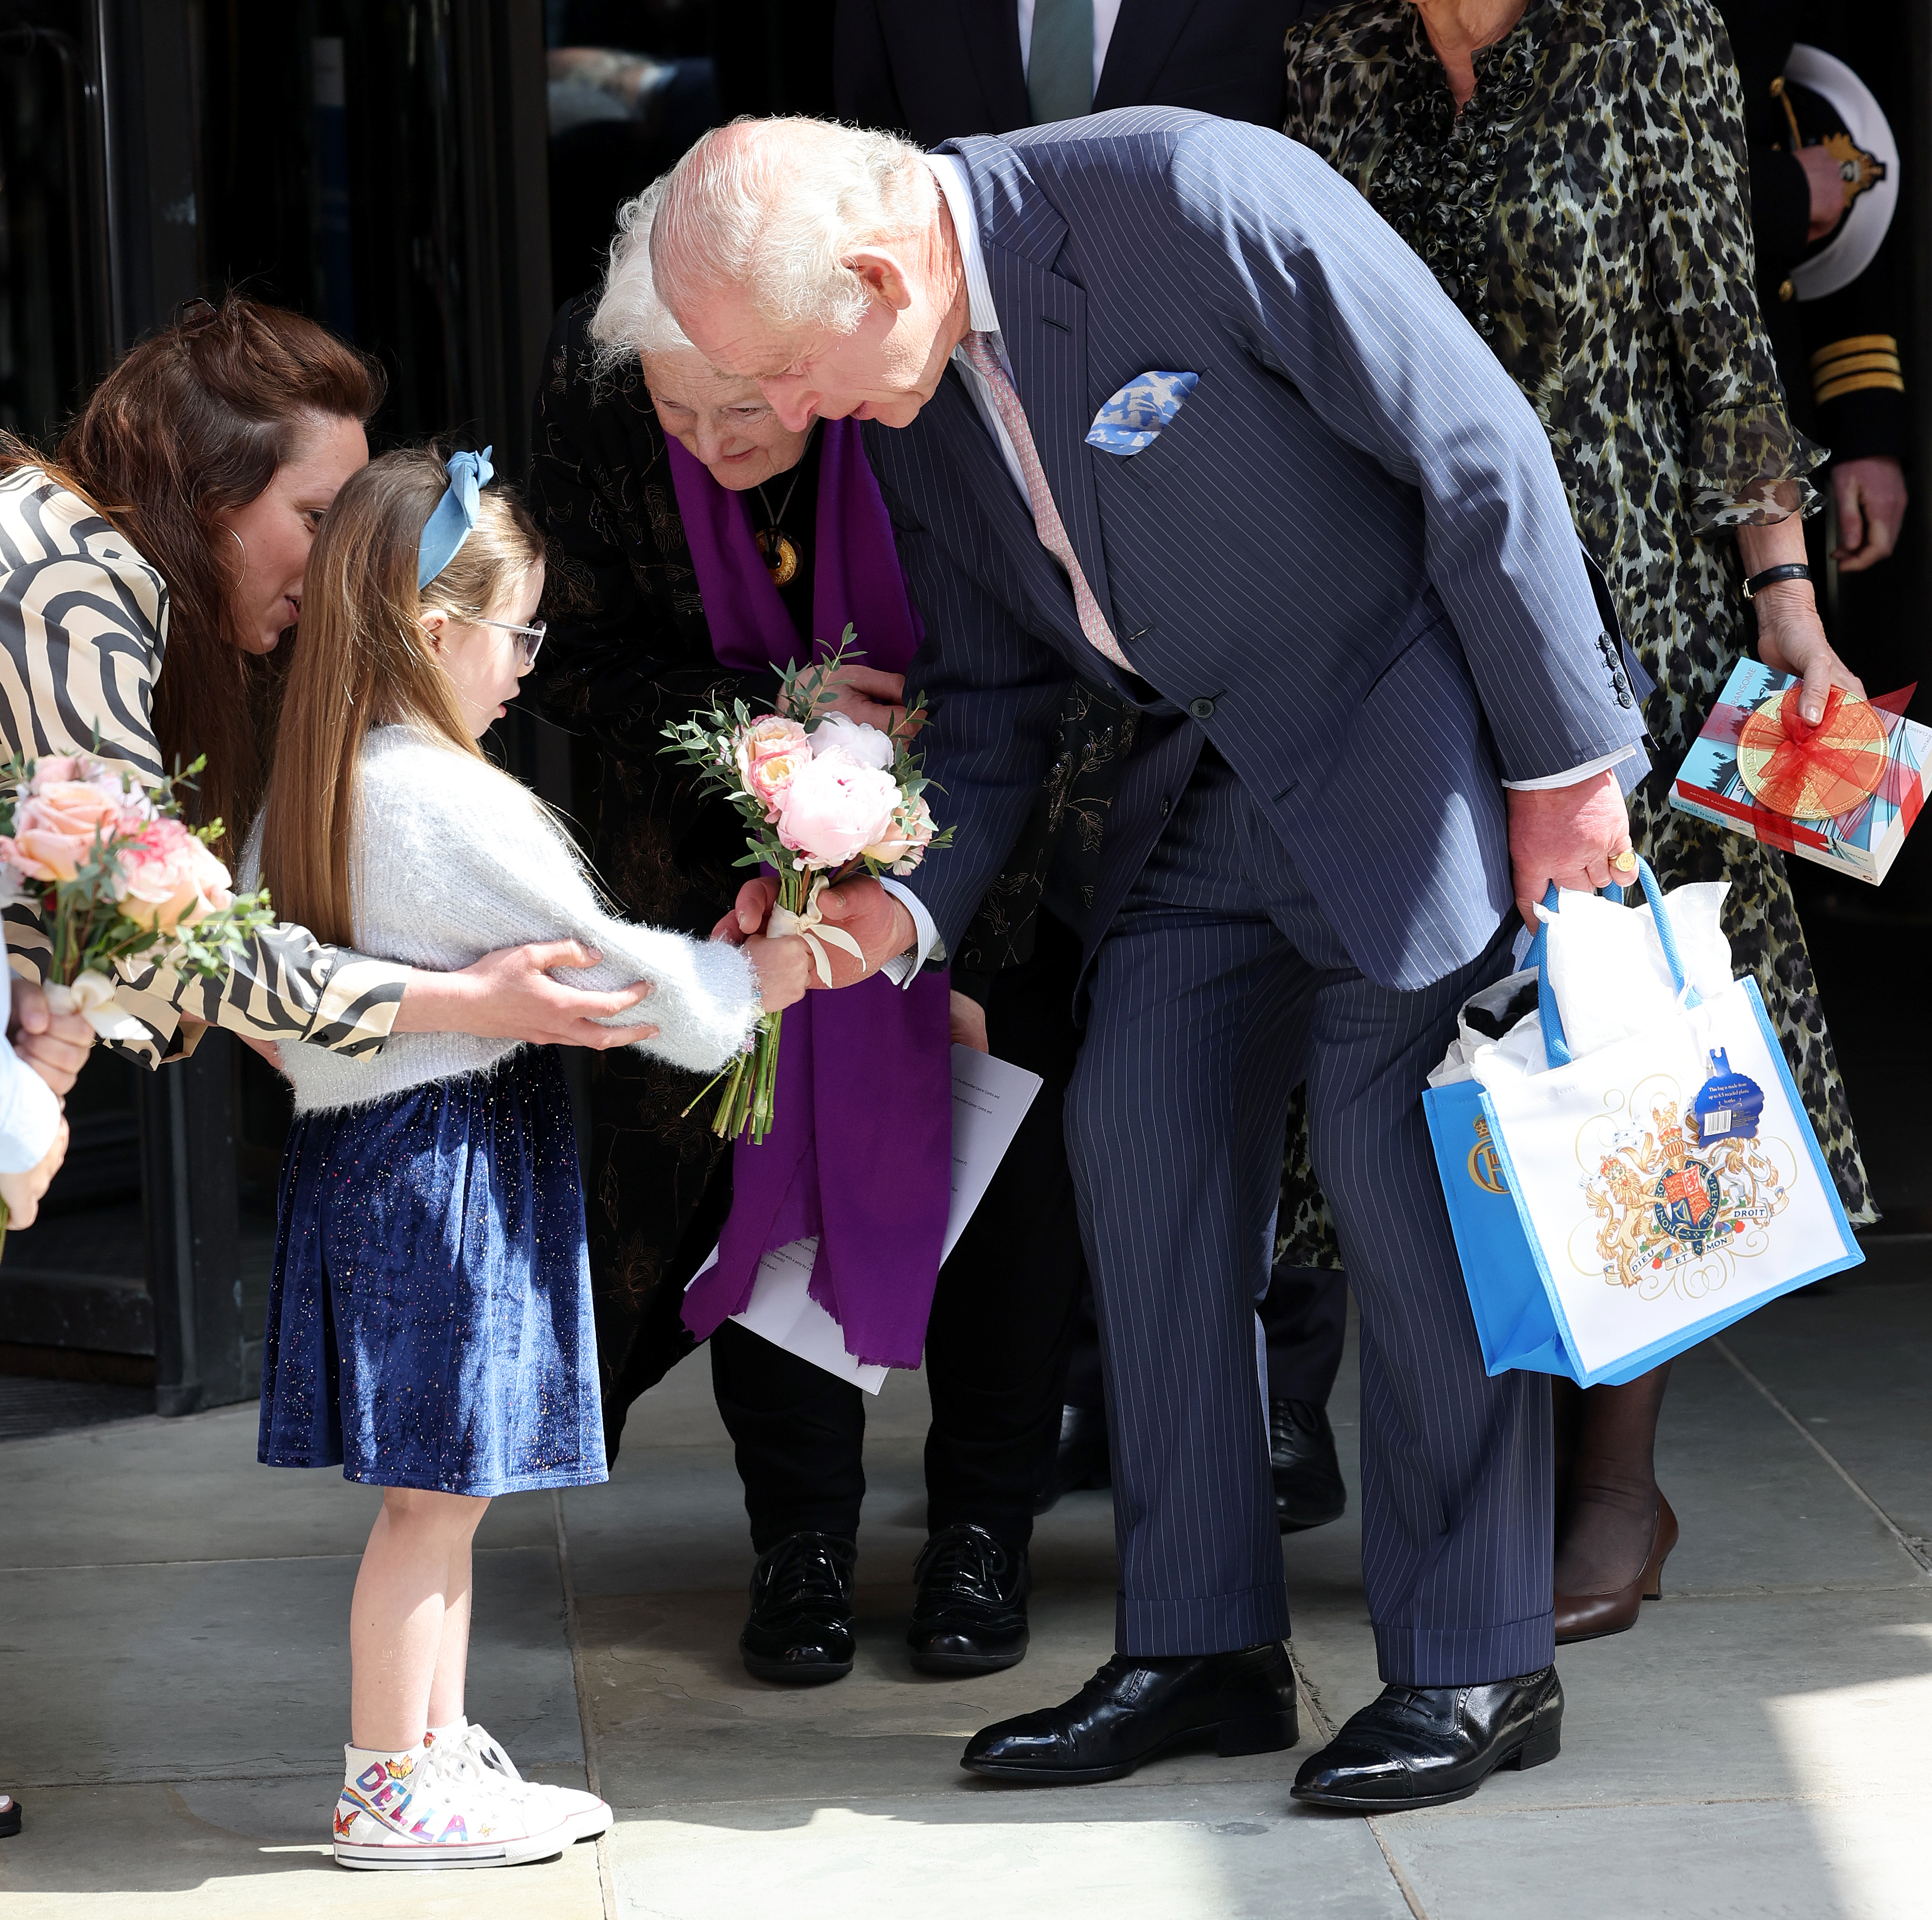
652, 113, 1659, 1810
839, 0, 1358, 1538
836, 0, 1315, 151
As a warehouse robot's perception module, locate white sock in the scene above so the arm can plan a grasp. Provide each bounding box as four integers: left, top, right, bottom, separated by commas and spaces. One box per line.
425, 1716, 468, 1748
343, 1739, 425, 1788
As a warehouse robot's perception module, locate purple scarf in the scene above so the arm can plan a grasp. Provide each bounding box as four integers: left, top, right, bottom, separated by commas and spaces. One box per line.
670, 418, 954, 1370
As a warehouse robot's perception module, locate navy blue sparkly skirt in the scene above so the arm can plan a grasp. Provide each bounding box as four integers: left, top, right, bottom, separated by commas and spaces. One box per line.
257, 1048, 608, 1497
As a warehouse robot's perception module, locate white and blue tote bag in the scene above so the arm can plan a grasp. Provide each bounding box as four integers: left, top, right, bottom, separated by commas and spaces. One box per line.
1428, 860, 1862, 1387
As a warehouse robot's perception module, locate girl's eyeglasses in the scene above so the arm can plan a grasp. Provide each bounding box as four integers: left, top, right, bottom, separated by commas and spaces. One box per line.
472, 615, 547, 669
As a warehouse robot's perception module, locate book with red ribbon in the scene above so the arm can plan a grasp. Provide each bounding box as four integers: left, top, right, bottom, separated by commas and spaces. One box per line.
1671, 659, 1926, 884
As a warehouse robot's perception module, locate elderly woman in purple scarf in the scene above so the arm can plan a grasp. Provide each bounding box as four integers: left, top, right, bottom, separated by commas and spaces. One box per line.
527, 183, 1090, 1689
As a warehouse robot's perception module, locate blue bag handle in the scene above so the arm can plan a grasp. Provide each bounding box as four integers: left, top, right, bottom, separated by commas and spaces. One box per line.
1528, 855, 1696, 1071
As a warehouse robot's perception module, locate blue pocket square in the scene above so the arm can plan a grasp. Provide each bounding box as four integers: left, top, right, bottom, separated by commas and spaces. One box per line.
1086, 371, 1200, 455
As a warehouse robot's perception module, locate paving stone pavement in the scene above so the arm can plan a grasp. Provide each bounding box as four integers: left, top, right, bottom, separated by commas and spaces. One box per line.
1, 1264, 1927, 1918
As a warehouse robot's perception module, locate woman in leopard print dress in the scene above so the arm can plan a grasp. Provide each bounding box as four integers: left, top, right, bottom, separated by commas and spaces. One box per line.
1282, 0, 1874, 1638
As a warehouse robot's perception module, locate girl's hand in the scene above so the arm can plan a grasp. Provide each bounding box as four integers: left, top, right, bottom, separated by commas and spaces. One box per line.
0, 1116, 70, 1230
743, 933, 812, 1011
713, 875, 779, 943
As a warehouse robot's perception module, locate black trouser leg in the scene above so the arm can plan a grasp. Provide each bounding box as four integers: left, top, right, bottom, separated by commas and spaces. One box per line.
1258, 1263, 1348, 1405
1061, 1231, 1350, 1422
709, 1318, 867, 1553
924, 913, 1089, 1551
1062, 1282, 1107, 1412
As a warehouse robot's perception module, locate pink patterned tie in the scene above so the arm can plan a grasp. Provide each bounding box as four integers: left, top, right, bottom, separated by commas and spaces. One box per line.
959, 332, 1130, 670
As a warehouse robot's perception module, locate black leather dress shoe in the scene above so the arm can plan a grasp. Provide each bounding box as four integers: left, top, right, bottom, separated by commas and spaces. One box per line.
1292, 1667, 1563, 1811
1033, 1404, 1112, 1515
907, 1523, 1030, 1676
961, 1643, 1298, 1784
739, 1532, 857, 1685
1270, 1399, 1347, 1534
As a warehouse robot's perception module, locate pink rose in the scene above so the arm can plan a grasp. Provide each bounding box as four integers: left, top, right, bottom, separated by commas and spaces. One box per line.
776, 754, 900, 868
6, 780, 127, 882
863, 794, 937, 874
115, 819, 233, 932
747, 744, 812, 821
732, 715, 811, 785
26, 755, 86, 789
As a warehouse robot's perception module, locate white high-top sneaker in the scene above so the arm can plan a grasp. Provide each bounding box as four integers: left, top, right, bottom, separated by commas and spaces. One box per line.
430, 1718, 612, 1844
332, 1740, 571, 1870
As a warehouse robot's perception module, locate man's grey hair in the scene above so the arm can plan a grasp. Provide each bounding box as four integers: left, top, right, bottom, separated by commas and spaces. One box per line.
588, 180, 696, 369
650, 117, 932, 341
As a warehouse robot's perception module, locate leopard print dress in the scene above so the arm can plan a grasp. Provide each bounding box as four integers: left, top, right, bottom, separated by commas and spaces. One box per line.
1275, 0, 1875, 1261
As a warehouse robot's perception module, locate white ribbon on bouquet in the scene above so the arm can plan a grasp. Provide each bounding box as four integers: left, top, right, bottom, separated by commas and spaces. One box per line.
44, 969, 148, 1041
766, 874, 865, 988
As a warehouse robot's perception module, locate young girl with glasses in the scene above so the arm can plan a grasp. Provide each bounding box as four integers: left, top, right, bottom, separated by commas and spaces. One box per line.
245, 445, 809, 1870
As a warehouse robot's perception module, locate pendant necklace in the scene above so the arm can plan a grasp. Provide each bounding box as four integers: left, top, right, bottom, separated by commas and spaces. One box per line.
752, 424, 817, 587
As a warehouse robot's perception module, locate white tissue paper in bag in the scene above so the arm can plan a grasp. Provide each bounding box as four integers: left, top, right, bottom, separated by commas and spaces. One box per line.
1427, 969, 1546, 1087
1538, 882, 1735, 1062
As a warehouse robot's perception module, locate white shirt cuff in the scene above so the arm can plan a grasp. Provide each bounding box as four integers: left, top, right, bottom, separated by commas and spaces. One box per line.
877, 879, 945, 988
0, 1038, 61, 1174
1501, 746, 1641, 792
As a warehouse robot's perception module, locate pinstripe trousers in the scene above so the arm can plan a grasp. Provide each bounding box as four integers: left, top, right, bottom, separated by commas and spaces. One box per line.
1065, 749, 1555, 1684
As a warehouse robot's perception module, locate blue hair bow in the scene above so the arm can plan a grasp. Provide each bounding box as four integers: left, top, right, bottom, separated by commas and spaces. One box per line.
417, 446, 495, 590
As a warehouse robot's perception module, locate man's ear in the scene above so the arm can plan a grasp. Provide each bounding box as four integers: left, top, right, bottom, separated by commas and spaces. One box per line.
844, 249, 915, 313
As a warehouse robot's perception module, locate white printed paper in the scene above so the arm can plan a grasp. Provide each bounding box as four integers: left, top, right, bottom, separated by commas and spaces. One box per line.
691, 1044, 1044, 1392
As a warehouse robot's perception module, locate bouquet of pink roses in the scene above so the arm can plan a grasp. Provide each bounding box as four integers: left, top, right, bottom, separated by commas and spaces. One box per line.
0, 750, 275, 1042
660, 628, 952, 1143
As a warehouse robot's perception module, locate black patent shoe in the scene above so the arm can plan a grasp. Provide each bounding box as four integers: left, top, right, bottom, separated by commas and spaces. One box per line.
1291, 1667, 1563, 1811
961, 1642, 1298, 1784
1032, 1404, 1112, 1515
908, 1523, 1030, 1676
739, 1532, 857, 1685
1269, 1399, 1348, 1534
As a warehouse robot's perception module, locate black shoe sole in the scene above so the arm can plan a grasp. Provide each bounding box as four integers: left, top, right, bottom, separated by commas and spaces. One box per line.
963, 1708, 1298, 1785
909, 1642, 1029, 1678
1289, 1722, 1561, 1812
741, 1650, 854, 1686
0, 1803, 18, 1840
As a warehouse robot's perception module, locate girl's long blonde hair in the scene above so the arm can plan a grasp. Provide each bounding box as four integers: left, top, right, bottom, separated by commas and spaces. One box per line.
258, 446, 543, 946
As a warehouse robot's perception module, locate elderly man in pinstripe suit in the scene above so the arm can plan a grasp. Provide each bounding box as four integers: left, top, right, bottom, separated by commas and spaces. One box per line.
656, 109, 1650, 1811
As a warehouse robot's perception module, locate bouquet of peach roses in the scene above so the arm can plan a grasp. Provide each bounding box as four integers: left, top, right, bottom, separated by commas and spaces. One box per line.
0, 749, 275, 1042
660, 629, 951, 1143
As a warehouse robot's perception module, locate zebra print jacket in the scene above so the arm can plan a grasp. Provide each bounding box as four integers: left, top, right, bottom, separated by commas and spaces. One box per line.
0, 463, 406, 1067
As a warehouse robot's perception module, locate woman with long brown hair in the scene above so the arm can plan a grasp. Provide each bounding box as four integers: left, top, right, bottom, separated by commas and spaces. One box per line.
0, 293, 652, 1066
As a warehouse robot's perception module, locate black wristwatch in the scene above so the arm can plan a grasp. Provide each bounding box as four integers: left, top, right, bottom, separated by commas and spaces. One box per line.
1742, 562, 1812, 600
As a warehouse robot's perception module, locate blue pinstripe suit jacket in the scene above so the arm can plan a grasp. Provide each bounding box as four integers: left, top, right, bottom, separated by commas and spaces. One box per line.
863, 109, 1650, 992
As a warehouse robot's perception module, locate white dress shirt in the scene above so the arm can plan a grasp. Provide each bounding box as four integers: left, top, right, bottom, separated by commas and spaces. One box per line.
878, 154, 1636, 983
1015, 0, 1125, 100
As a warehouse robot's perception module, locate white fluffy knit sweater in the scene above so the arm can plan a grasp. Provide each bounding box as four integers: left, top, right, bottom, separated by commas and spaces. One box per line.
239, 725, 762, 1114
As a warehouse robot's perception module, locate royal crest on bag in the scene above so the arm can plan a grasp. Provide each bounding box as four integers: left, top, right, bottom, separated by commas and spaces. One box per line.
1580, 1081, 1791, 1297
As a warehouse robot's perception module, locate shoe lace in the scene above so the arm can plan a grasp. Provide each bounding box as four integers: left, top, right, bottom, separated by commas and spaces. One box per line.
755, 1533, 855, 1614
423, 1738, 540, 1811
912, 1524, 1011, 1602
462, 1722, 526, 1787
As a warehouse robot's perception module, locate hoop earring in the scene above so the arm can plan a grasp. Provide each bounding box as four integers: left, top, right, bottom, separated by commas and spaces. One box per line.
228, 527, 246, 561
